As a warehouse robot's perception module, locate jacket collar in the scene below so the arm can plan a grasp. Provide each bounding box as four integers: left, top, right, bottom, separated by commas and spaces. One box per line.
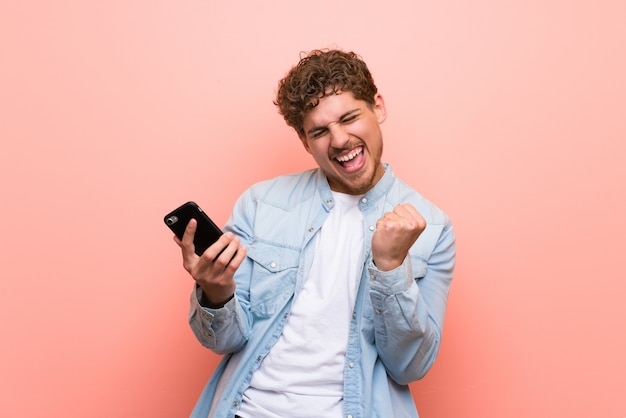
316, 163, 395, 211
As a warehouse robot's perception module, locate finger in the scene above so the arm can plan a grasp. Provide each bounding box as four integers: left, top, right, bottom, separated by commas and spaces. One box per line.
392, 203, 425, 228
232, 245, 247, 265
376, 211, 400, 229
194, 232, 239, 274
211, 235, 241, 267
392, 203, 415, 220
200, 232, 235, 260
379, 207, 407, 226
399, 203, 422, 220
180, 219, 200, 271
224, 245, 247, 273
194, 238, 245, 280
219, 243, 247, 274
181, 218, 197, 247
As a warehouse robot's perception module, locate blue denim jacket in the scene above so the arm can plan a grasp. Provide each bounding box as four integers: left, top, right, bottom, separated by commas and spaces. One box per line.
188, 164, 456, 418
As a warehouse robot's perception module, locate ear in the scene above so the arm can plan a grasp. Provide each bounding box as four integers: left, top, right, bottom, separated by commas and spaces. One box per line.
373, 93, 387, 124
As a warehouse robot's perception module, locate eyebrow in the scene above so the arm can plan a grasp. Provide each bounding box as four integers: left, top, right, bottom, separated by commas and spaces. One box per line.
306, 109, 361, 137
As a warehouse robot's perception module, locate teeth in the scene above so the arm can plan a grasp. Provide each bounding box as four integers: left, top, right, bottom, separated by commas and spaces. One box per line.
336, 147, 362, 162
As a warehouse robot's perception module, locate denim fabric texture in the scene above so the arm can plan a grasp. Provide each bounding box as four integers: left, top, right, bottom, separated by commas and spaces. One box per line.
188, 164, 456, 418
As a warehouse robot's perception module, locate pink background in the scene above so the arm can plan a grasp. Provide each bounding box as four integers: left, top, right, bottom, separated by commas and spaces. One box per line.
1, 1, 625, 416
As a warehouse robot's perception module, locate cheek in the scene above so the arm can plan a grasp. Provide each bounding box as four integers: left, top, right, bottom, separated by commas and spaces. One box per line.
311, 148, 330, 163
360, 123, 382, 146
308, 141, 329, 158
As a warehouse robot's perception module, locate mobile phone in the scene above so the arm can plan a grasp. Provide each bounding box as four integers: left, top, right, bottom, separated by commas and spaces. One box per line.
164, 201, 223, 256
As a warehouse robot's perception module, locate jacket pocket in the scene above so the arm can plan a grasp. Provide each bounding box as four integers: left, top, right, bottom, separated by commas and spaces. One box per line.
410, 256, 428, 280
409, 223, 443, 280
246, 242, 300, 317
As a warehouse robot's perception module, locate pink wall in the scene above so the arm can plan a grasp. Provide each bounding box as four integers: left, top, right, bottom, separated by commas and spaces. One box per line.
1, 1, 624, 417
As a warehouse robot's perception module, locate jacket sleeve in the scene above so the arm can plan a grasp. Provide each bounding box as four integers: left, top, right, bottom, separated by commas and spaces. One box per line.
368, 219, 456, 384
187, 189, 257, 355
188, 284, 249, 354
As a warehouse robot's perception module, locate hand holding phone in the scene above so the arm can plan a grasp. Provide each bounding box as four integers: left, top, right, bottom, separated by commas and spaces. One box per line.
165, 201, 247, 307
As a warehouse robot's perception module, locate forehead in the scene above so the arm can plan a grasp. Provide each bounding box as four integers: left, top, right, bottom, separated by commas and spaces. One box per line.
303, 91, 363, 125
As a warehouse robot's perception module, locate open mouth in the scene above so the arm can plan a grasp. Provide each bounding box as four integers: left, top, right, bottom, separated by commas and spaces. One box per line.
334, 146, 364, 171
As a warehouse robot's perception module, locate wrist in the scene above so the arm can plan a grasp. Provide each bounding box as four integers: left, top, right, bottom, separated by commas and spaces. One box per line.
200, 292, 234, 309
197, 283, 235, 308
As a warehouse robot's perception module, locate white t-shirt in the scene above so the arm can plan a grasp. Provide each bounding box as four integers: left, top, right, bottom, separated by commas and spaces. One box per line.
237, 191, 364, 418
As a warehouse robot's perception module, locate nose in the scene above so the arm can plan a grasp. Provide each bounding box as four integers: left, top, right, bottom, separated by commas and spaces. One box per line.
328, 122, 350, 149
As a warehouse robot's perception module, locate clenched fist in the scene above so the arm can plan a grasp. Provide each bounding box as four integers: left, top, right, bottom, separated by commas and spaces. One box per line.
371, 203, 426, 271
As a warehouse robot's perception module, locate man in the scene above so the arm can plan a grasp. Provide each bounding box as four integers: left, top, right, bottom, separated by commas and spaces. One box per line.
175, 49, 456, 418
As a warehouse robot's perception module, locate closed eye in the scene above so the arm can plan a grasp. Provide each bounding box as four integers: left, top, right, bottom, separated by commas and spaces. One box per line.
340, 112, 359, 124
306, 109, 361, 139
309, 128, 329, 139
